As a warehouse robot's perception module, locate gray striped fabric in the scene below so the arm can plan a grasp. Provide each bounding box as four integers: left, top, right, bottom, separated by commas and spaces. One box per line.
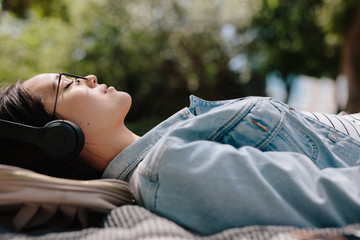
1, 205, 359, 240
302, 111, 360, 141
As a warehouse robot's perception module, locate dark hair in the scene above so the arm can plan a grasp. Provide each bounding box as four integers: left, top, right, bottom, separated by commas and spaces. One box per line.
0, 81, 101, 179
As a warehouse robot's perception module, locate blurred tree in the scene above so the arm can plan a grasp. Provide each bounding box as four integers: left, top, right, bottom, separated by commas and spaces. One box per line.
245, 0, 358, 109
341, 0, 360, 113
2, 0, 69, 20
0, 1, 74, 84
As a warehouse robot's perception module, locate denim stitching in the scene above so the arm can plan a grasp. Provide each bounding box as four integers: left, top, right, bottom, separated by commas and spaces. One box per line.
208, 99, 257, 141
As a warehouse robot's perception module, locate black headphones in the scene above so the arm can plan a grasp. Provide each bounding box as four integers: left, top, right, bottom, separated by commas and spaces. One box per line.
0, 119, 84, 162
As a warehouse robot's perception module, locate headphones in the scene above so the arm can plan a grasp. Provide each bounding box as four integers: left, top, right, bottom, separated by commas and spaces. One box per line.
0, 119, 84, 162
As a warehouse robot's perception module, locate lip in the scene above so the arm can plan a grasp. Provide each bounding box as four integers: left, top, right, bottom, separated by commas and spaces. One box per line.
107, 86, 115, 93
103, 85, 115, 94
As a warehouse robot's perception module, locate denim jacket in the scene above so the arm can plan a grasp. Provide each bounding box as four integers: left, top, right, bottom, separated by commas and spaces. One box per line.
102, 96, 360, 235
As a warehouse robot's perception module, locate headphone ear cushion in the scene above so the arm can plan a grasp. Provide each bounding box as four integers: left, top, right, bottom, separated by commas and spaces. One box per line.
41, 120, 84, 162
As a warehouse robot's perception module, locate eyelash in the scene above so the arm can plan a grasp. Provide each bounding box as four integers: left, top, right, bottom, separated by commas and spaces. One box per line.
64, 82, 73, 89
64, 79, 81, 89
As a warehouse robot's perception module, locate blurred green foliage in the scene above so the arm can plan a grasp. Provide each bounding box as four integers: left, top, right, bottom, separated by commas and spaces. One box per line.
0, 0, 357, 133
248, 0, 357, 80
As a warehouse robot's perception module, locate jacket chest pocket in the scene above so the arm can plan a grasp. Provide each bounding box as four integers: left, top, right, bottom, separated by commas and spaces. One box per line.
265, 125, 318, 162
215, 100, 286, 150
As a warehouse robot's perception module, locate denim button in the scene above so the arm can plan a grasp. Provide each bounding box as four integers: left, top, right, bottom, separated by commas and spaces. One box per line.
328, 133, 339, 142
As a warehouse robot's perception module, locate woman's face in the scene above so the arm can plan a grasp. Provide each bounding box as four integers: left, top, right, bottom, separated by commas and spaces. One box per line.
23, 73, 132, 133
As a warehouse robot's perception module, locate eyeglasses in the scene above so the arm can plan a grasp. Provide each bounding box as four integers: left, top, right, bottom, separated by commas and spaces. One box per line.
52, 73, 88, 118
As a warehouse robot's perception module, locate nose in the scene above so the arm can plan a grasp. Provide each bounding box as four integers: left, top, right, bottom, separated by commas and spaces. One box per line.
85, 75, 97, 88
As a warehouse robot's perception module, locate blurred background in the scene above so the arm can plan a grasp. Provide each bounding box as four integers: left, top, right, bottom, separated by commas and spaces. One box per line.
0, 0, 359, 134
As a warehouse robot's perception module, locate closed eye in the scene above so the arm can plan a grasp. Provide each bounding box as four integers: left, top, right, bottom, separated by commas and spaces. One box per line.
64, 81, 74, 90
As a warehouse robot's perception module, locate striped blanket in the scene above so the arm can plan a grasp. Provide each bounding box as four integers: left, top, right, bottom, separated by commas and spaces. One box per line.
1, 205, 359, 240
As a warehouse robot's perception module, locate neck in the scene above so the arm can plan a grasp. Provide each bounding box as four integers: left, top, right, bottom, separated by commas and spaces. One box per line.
80, 126, 140, 173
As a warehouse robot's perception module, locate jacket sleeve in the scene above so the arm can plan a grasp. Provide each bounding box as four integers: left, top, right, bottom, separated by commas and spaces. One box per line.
136, 136, 360, 235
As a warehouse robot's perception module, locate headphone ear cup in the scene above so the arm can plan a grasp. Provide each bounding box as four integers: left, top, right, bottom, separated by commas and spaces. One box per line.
41, 120, 84, 162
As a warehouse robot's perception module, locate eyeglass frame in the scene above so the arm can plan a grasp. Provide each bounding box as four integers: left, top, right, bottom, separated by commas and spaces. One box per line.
52, 73, 88, 118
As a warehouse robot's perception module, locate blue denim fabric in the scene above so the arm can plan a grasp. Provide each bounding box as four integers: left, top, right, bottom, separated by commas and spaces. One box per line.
102, 96, 360, 235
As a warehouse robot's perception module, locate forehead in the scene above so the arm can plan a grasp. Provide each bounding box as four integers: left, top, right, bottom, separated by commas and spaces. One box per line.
22, 73, 58, 97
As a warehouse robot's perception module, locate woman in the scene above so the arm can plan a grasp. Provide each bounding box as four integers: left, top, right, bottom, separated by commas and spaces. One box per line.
1, 73, 360, 235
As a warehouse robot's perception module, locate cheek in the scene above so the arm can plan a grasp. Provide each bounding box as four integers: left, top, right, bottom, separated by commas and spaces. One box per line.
58, 99, 102, 124
56, 93, 94, 120
57, 92, 131, 125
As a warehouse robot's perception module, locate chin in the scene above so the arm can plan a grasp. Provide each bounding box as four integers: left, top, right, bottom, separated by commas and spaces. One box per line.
121, 91, 132, 107
116, 91, 132, 118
